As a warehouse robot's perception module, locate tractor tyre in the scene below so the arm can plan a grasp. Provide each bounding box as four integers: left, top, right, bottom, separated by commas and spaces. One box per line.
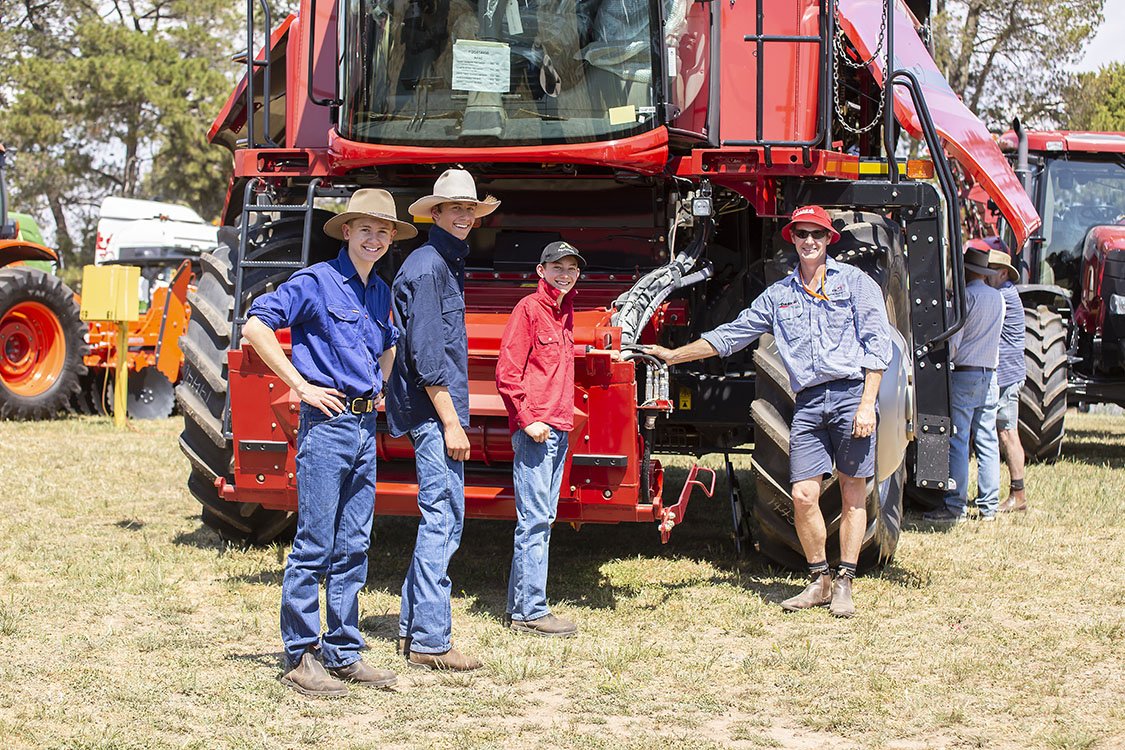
0, 267, 87, 420
176, 214, 335, 544
1019, 305, 1067, 462
749, 336, 905, 573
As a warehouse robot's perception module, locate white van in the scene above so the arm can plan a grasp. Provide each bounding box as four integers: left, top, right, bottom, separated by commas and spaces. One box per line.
95, 197, 219, 264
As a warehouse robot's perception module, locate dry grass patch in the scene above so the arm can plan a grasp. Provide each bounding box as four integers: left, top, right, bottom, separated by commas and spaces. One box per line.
0, 413, 1122, 749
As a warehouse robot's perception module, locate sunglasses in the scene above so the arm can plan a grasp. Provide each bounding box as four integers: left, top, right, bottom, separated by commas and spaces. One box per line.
791, 228, 830, 240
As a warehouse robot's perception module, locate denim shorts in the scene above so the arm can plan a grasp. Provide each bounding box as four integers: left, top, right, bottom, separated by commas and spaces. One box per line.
996, 379, 1024, 431
789, 379, 876, 482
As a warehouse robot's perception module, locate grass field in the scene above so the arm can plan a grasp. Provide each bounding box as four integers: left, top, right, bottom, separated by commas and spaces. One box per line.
0, 413, 1122, 750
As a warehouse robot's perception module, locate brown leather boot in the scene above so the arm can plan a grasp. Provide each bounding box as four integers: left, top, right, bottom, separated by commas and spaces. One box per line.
408, 647, 483, 672
280, 652, 349, 697
829, 576, 856, 618
327, 658, 398, 687
396, 637, 410, 659
780, 572, 832, 612
999, 494, 1028, 513
510, 613, 578, 638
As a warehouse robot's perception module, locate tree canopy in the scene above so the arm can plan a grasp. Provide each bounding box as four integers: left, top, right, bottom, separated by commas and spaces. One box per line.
930, 0, 1105, 129
1066, 62, 1125, 131
0, 0, 240, 264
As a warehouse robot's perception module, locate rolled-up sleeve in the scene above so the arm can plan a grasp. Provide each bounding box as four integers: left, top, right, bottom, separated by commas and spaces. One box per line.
246, 271, 318, 331
406, 272, 450, 387
701, 291, 774, 358
853, 273, 892, 371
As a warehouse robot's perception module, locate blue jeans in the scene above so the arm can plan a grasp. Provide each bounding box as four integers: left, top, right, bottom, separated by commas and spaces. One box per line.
281, 404, 377, 669
944, 370, 1001, 517
508, 428, 568, 622
399, 419, 465, 654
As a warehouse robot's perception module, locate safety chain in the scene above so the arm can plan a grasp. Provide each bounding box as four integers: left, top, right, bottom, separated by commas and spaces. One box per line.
831, 2, 889, 135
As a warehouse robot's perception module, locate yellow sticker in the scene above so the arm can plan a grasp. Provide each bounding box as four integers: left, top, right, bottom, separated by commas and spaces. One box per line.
608, 105, 637, 125
678, 387, 692, 410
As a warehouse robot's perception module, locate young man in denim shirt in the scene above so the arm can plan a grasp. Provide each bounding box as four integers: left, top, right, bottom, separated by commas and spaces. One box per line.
386, 169, 499, 671
646, 206, 892, 617
243, 189, 416, 696
495, 241, 585, 638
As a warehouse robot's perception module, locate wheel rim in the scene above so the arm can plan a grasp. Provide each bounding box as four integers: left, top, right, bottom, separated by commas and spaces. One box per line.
0, 301, 67, 397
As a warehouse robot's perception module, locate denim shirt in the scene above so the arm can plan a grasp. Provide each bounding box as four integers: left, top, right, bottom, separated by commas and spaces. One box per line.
247, 247, 398, 397
701, 257, 892, 393
386, 225, 470, 436
996, 282, 1026, 388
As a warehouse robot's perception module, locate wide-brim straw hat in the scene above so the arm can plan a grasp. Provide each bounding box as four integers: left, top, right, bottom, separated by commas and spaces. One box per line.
408, 169, 501, 219
963, 246, 998, 276
987, 249, 1019, 283
324, 189, 418, 241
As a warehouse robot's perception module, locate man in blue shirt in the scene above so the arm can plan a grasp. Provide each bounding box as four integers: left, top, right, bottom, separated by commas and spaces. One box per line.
922, 243, 1006, 525
647, 205, 892, 618
986, 242, 1029, 512
387, 169, 499, 671
243, 189, 416, 696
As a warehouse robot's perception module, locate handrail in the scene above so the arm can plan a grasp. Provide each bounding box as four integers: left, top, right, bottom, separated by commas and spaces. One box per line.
724, 0, 834, 163
244, 0, 279, 148
888, 69, 966, 350
307, 0, 343, 108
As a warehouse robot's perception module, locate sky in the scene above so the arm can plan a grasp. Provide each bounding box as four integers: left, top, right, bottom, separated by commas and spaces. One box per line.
1077, 0, 1125, 71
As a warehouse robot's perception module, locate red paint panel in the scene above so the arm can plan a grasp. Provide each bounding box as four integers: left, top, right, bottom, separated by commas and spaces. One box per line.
327, 127, 669, 175
837, 0, 1040, 247
719, 0, 821, 143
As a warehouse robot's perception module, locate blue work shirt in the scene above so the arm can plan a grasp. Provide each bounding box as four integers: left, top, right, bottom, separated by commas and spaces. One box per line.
701, 256, 893, 393
246, 247, 397, 397
948, 279, 1004, 370
996, 282, 1026, 388
386, 225, 470, 436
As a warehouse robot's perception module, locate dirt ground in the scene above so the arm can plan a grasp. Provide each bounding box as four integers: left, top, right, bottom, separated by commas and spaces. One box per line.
0, 413, 1121, 750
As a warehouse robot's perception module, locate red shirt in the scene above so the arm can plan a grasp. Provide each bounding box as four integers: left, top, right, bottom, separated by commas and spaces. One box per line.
495, 279, 576, 434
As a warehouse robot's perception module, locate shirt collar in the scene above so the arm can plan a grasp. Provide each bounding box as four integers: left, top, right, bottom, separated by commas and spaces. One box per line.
332, 245, 386, 288
787, 256, 839, 287
427, 225, 471, 270
536, 278, 575, 312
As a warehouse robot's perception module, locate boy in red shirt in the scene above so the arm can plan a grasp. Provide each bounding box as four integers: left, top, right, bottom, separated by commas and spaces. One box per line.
495, 241, 584, 637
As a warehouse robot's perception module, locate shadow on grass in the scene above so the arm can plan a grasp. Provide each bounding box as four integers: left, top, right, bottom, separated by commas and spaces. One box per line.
173, 524, 226, 550
197, 463, 931, 614
1059, 426, 1125, 468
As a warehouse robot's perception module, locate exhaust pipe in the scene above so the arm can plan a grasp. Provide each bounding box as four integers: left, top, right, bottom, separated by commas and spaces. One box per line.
1012, 117, 1031, 196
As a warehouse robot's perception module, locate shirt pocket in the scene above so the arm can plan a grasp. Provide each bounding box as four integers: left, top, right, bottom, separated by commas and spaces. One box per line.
776, 301, 808, 343
327, 305, 364, 347
534, 331, 563, 366
825, 299, 856, 340
440, 293, 465, 320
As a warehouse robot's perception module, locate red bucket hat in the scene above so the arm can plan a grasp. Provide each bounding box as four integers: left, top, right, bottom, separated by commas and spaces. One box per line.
781, 205, 840, 244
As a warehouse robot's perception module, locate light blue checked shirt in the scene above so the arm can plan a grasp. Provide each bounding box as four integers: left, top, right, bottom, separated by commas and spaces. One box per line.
701, 257, 893, 393
948, 279, 1004, 370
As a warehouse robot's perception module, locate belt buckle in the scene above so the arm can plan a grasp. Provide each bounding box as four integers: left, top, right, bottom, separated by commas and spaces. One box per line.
349, 397, 365, 414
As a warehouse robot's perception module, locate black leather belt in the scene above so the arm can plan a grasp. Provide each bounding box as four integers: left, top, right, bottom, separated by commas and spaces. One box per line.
955, 366, 994, 373
348, 396, 377, 414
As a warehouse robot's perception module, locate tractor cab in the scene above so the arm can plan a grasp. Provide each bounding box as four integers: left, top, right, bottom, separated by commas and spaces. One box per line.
338, 0, 677, 147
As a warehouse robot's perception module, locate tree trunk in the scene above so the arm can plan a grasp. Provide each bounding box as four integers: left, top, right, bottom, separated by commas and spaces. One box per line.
46, 190, 76, 265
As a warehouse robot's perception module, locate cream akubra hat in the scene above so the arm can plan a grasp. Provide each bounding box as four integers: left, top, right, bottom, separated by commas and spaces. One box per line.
408, 168, 501, 219
323, 188, 419, 241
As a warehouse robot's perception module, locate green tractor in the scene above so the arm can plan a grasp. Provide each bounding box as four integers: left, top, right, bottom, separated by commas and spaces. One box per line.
0, 145, 87, 419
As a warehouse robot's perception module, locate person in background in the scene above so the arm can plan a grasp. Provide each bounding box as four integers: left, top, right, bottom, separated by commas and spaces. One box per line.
984, 239, 1030, 513
923, 244, 1005, 525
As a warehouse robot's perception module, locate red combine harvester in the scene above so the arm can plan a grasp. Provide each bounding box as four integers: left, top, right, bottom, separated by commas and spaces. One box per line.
992, 125, 1125, 461
178, 0, 1038, 568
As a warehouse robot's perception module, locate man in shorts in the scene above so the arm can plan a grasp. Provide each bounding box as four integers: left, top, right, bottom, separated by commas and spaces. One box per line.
985, 240, 1029, 512
646, 205, 892, 617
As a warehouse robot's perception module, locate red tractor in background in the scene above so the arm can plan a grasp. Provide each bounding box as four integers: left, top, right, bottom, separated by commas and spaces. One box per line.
177, 0, 1038, 568
992, 125, 1125, 461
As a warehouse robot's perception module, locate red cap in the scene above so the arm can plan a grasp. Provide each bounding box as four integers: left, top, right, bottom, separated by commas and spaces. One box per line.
781, 205, 840, 244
